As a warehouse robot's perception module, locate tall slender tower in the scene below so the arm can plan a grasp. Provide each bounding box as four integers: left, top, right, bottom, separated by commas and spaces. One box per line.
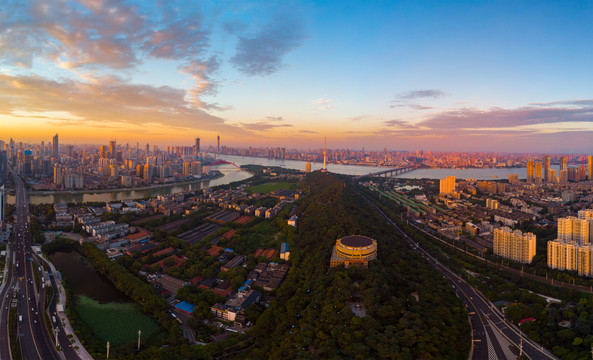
195, 137, 200, 156
217, 135, 220, 153
588, 155, 592, 180
109, 140, 116, 159
52, 133, 59, 160
321, 137, 327, 172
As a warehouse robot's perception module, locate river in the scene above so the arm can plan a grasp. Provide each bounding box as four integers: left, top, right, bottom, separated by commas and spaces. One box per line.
8, 155, 545, 204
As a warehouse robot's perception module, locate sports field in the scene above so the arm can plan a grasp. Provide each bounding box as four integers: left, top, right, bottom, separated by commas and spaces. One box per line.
75, 296, 159, 347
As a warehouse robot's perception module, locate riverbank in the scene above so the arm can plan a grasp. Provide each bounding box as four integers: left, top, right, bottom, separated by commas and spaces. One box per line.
27, 172, 224, 196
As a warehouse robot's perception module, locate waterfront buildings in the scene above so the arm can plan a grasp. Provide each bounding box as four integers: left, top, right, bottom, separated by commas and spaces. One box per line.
493, 227, 536, 264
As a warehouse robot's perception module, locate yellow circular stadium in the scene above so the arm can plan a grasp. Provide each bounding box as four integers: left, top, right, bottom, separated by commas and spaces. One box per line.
331, 235, 377, 268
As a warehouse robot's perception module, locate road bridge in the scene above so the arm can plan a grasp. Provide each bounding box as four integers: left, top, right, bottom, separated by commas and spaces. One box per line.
354, 165, 417, 180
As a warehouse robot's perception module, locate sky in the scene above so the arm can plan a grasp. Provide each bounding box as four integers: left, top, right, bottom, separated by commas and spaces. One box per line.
0, 0, 592, 153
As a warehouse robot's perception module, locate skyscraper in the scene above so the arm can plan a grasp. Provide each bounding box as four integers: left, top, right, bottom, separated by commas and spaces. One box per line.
0, 186, 5, 227
109, 140, 116, 159
561, 156, 567, 171
195, 137, 200, 156
544, 156, 550, 182
588, 155, 592, 180
535, 162, 542, 185
52, 133, 59, 160
527, 159, 534, 184
217, 135, 220, 152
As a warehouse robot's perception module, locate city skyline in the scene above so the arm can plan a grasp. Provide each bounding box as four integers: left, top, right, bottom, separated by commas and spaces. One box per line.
0, 1, 592, 152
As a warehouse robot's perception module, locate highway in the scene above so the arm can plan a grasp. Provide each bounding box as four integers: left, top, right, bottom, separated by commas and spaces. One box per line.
0, 171, 75, 360
366, 196, 559, 360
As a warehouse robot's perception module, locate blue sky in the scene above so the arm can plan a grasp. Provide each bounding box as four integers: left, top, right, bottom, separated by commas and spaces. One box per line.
0, 0, 592, 152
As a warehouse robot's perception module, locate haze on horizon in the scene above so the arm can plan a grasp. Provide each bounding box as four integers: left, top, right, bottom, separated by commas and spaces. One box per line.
0, 0, 592, 153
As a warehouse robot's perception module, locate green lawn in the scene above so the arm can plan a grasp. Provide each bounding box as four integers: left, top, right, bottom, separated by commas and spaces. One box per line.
246, 182, 297, 194
75, 296, 159, 347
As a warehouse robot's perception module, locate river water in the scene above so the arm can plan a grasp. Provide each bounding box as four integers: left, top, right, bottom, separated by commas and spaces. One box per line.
8, 155, 541, 204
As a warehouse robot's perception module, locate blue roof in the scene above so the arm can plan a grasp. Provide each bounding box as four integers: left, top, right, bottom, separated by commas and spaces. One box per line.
174, 301, 195, 314
225, 248, 234, 252
281, 243, 289, 252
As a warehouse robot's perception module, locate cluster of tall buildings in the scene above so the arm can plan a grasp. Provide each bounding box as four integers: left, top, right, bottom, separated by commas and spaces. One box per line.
493, 227, 537, 264
526, 155, 592, 185
547, 210, 593, 276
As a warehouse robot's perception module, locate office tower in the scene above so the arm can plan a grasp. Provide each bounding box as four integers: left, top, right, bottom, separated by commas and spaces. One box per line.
52, 133, 59, 159
192, 161, 202, 176
493, 227, 536, 264
534, 162, 542, 185
527, 159, 534, 184
439, 176, 456, 194
109, 140, 116, 159
146, 143, 150, 157
0, 186, 5, 227
53, 164, 63, 186
561, 156, 567, 171
589, 155, 592, 180
0, 151, 7, 185
217, 135, 220, 152
195, 137, 200, 156
23, 150, 32, 175
547, 241, 577, 271
99, 145, 106, 158
183, 161, 192, 176
143, 164, 153, 183
544, 156, 550, 181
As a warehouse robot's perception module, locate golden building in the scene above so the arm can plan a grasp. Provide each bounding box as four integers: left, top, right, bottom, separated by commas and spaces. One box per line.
330, 235, 377, 268
548, 240, 577, 271
493, 227, 536, 264
439, 176, 455, 195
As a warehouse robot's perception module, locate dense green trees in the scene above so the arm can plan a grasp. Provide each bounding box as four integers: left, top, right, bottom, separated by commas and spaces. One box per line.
239, 172, 470, 359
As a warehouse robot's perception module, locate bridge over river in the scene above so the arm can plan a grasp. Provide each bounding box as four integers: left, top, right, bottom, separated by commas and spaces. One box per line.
354, 165, 417, 180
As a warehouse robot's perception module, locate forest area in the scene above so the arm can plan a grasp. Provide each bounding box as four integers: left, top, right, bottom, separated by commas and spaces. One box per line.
238, 172, 470, 359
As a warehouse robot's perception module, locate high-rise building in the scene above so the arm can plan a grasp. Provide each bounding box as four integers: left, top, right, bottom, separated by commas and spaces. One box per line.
493, 227, 536, 263
195, 137, 200, 156
217, 135, 220, 152
143, 164, 153, 183
548, 240, 577, 271
560, 156, 567, 171
535, 162, 542, 185
53, 164, 63, 186
52, 133, 59, 160
439, 176, 456, 194
527, 159, 534, 184
305, 162, 311, 173
544, 156, 550, 182
99, 145, 106, 158
109, 140, 116, 159
557, 216, 590, 244
588, 155, 592, 180
0, 150, 7, 185
508, 173, 519, 184
0, 186, 5, 227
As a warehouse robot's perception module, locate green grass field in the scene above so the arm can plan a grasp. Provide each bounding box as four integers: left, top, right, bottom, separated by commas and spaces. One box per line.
75, 296, 159, 347
247, 182, 297, 194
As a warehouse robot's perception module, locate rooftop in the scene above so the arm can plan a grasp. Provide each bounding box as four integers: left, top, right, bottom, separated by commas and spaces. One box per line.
340, 235, 374, 247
